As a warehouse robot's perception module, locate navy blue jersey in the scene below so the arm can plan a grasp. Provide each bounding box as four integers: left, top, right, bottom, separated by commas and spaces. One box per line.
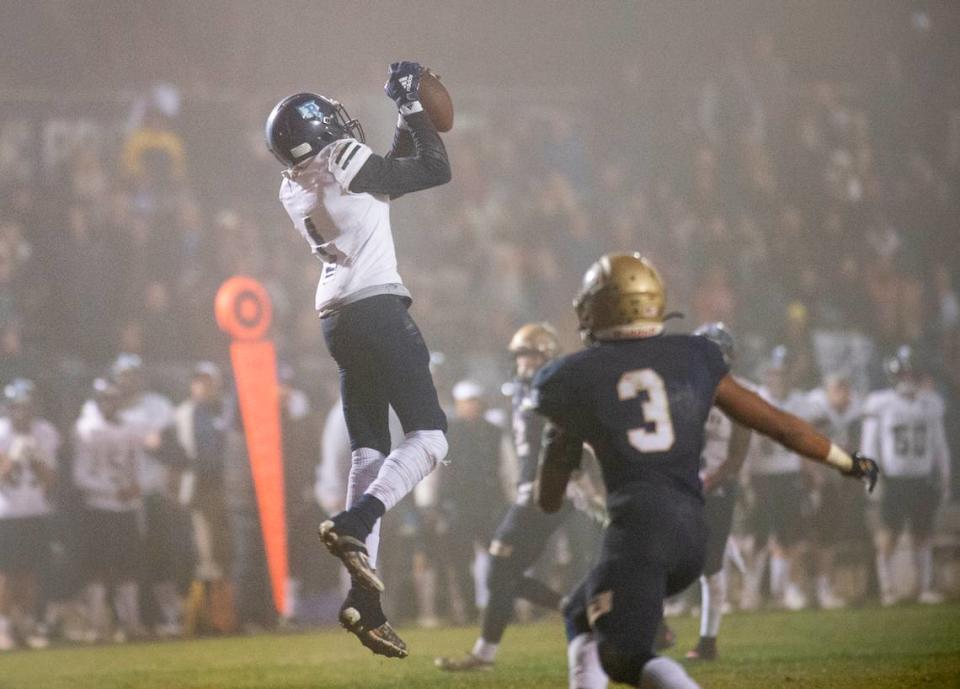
512, 380, 547, 488
533, 334, 728, 502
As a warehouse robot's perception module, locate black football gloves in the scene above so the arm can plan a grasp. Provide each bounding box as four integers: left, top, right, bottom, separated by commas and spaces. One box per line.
841, 452, 880, 493
385, 61, 423, 112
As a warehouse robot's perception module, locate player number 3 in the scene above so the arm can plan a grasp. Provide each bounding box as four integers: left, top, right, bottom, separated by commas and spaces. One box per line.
617, 368, 676, 453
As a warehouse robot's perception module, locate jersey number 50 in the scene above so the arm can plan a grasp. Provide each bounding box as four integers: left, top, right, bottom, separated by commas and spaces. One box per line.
618, 369, 676, 453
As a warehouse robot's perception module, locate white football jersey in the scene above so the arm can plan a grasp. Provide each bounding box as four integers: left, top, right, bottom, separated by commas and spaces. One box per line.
279, 138, 411, 315
700, 377, 755, 476
73, 406, 144, 512
0, 418, 60, 519
861, 388, 950, 479
748, 387, 810, 475
803, 388, 863, 448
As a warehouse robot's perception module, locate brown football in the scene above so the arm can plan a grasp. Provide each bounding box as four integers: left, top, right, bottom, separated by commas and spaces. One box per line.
419, 68, 453, 132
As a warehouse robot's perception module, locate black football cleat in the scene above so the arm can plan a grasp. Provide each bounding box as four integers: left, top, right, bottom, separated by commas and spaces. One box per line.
339, 605, 408, 659
685, 636, 717, 661
318, 520, 384, 592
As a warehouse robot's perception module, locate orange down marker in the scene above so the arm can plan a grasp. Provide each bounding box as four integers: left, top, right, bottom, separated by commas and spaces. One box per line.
215, 276, 288, 616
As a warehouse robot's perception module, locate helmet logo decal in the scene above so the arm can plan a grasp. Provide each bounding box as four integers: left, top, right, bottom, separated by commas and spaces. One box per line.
296, 101, 324, 119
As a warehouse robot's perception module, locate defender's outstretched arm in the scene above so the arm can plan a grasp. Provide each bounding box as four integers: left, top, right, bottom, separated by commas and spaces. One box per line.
714, 375, 878, 491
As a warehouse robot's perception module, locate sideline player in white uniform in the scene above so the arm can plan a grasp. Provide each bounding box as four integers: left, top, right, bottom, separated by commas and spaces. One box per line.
110, 354, 182, 636
862, 346, 951, 605
743, 346, 811, 611
685, 324, 752, 662
73, 379, 147, 642
266, 61, 451, 658
0, 380, 60, 650
803, 372, 865, 609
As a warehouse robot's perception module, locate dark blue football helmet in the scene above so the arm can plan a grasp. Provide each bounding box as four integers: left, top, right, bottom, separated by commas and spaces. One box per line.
693, 321, 736, 367
884, 344, 917, 380
4, 378, 35, 407
265, 93, 365, 168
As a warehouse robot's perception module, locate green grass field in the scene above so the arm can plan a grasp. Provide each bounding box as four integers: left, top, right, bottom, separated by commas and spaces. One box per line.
1, 604, 958, 689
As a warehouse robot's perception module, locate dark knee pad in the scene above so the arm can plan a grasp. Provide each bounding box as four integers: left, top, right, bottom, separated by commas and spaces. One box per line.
598, 640, 651, 686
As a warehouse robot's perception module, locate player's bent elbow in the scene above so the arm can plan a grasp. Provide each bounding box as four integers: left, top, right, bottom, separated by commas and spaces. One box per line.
429, 161, 452, 186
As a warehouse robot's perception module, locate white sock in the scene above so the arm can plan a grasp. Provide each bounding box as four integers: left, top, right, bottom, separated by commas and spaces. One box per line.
473, 637, 500, 663
915, 543, 934, 593
153, 581, 182, 626
815, 574, 832, 600
743, 546, 767, 603
346, 448, 385, 567
285, 577, 301, 620
640, 657, 701, 689
567, 633, 608, 689
365, 430, 447, 511
415, 561, 437, 622
86, 582, 109, 634
474, 548, 491, 610
770, 554, 790, 598
700, 570, 725, 638
114, 581, 142, 633
876, 552, 893, 600
45, 601, 64, 628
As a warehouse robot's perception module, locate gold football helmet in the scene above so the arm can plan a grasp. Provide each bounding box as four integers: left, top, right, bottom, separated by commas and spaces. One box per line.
508, 322, 561, 359
574, 253, 666, 342
509, 322, 561, 382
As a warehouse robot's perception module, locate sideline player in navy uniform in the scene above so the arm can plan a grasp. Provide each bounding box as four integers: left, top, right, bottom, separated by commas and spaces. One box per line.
436, 323, 605, 672
266, 61, 451, 658
535, 254, 879, 689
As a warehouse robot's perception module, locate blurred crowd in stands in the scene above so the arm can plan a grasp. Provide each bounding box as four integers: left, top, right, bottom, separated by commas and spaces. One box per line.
0, 21, 957, 648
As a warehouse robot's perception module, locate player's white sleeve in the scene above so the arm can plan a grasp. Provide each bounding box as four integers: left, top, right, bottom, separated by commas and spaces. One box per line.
327, 138, 373, 192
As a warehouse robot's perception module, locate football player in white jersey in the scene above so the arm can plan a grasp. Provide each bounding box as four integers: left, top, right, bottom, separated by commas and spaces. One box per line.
743, 346, 811, 611
266, 61, 451, 658
803, 372, 865, 609
73, 379, 147, 642
0, 380, 60, 650
862, 346, 951, 605
685, 324, 752, 662
111, 354, 183, 637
